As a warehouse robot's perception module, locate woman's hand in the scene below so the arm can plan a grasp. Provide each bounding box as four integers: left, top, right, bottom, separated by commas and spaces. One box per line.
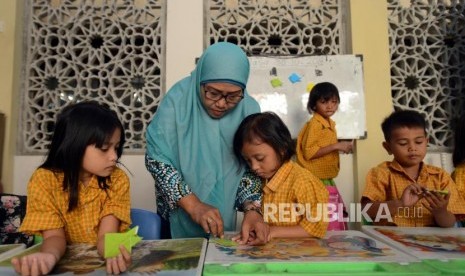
105, 245, 132, 275
191, 201, 224, 238
179, 194, 224, 238
11, 252, 58, 276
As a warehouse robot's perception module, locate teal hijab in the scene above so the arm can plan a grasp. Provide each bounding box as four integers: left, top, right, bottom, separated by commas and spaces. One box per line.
146, 42, 260, 238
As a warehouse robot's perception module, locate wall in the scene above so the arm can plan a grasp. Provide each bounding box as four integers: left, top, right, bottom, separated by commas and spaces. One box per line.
349, 0, 393, 204
165, 0, 203, 88
13, 155, 157, 211
0, 1, 21, 190
3, 1, 447, 215
9, 0, 204, 212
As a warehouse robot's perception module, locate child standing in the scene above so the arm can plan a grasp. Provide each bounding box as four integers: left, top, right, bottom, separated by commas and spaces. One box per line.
233, 112, 328, 240
12, 101, 132, 275
361, 110, 465, 227
296, 82, 352, 230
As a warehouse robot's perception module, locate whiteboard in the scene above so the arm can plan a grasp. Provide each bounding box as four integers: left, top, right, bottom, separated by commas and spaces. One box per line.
247, 55, 366, 139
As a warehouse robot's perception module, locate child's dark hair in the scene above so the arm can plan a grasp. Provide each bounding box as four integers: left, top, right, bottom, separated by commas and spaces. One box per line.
381, 109, 427, 142
233, 112, 295, 165
453, 113, 465, 167
307, 82, 340, 113
40, 101, 125, 211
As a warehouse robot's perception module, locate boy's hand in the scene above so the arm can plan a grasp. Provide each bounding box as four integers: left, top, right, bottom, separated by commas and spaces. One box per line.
422, 190, 450, 214
400, 183, 424, 207
179, 194, 224, 238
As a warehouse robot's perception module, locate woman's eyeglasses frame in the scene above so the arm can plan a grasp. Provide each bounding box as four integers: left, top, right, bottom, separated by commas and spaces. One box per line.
202, 86, 244, 104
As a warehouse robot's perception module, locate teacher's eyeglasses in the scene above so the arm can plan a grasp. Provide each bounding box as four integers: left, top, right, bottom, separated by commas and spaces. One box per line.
203, 86, 244, 104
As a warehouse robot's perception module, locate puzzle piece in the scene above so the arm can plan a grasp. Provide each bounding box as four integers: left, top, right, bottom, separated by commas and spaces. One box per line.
210, 238, 237, 247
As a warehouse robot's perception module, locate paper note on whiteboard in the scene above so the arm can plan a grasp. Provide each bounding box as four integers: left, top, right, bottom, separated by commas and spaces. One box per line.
247, 55, 366, 139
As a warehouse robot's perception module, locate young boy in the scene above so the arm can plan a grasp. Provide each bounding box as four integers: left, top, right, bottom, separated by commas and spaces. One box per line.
361, 110, 465, 227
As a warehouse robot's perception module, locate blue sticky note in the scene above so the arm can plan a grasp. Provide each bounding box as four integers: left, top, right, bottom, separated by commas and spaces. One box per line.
288, 73, 301, 83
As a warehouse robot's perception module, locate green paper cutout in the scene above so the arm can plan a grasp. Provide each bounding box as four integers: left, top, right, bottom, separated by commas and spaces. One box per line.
421, 188, 449, 196
430, 189, 449, 195
211, 238, 237, 247
270, 78, 283, 88
104, 226, 142, 258
436, 189, 449, 195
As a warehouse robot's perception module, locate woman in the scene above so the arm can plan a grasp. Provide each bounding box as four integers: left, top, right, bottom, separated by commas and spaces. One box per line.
145, 42, 268, 244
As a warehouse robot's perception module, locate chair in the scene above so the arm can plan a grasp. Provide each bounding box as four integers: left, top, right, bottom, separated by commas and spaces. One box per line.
130, 208, 161, 240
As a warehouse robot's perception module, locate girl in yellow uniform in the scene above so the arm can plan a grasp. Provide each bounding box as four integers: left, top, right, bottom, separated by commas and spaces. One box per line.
296, 82, 353, 230
13, 101, 131, 275
233, 112, 328, 241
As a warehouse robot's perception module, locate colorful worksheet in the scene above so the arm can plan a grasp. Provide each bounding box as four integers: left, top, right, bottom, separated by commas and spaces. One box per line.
362, 226, 465, 260
0, 243, 41, 276
0, 244, 26, 262
205, 230, 417, 264
0, 238, 206, 276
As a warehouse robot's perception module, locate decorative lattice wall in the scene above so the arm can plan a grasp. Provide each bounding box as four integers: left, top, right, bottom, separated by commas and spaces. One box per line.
22, 1, 462, 153
388, 0, 465, 149
21, 0, 165, 153
206, 0, 346, 55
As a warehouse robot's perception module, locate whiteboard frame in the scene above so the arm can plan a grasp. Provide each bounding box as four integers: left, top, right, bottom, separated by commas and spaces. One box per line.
247, 55, 366, 139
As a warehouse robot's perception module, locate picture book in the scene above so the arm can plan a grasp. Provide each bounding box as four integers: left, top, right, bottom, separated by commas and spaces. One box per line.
204, 230, 417, 265
0, 244, 26, 262
0, 243, 42, 275
0, 238, 206, 275
362, 226, 465, 260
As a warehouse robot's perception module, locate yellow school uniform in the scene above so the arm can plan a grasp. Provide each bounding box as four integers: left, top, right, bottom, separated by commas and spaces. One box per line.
21, 167, 130, 244
362, 160, 465, 227
262, 161, 329, 238
296, 112, 339, 179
